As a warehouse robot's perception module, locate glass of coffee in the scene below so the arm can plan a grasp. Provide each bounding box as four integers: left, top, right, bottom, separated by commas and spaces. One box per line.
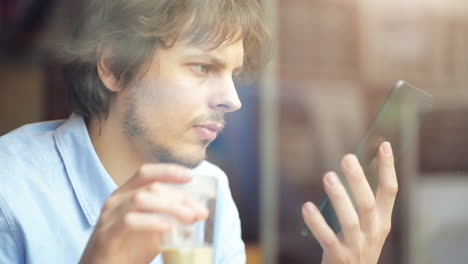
160, 175, 218, 264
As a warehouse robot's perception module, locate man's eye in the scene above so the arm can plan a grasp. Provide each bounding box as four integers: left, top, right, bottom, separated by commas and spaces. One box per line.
193, 64, 211, 73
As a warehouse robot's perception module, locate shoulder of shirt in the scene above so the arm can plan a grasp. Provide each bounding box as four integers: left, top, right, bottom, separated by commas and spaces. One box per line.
0, 121, 67, 258
0, 119, 66, 185
0, 119, 65, 147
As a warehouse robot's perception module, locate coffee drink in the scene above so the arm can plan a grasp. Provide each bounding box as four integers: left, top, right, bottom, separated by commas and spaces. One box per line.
161, 246, 213, 264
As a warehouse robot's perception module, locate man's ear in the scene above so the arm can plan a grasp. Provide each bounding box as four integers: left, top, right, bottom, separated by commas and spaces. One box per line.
97, 47, 122, 92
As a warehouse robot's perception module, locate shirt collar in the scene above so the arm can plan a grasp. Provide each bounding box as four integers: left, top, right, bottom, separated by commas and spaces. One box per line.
54, 113, 118, 226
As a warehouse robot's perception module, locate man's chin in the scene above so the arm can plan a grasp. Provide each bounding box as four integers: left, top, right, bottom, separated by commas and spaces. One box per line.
151, 148, 206, 169
181, 159, 204, 169
170, 151, 204, 168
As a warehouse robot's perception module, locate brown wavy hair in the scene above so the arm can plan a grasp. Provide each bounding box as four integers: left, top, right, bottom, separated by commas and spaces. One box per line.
62, 0, 272, 120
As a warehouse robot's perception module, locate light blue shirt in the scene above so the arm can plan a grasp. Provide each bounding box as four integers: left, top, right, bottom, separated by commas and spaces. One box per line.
0, 113, 245, 263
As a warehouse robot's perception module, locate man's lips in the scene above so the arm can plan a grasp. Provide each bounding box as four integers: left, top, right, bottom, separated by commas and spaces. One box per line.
194, 123, 224, 142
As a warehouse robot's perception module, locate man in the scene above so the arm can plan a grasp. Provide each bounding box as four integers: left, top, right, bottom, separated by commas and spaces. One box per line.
0, 0, 398, 263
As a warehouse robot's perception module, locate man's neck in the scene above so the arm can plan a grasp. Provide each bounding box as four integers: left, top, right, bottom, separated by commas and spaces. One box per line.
87, 115, 144, 186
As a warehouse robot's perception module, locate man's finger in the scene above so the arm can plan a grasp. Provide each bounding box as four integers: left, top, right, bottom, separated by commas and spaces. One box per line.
121, 163, 192, 191
121, 212, 172, 233
128, 191, 203, 224
302, 201, 342, 255
145, 182, 210, 220
375, 142, 398, 223
341, 154, 377, 234
323, 171, 361, 246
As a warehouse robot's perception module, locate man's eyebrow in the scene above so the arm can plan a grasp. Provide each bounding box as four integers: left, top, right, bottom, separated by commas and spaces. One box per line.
183, 53, 244, 72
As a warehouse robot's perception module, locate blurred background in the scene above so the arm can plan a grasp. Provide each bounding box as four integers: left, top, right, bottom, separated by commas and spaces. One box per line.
1, 0, 468, 263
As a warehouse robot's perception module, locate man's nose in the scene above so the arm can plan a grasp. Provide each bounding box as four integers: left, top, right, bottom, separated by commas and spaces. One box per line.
209, 76, 242, 113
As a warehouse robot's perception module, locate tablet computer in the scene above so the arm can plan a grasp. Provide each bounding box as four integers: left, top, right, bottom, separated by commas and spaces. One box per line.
301, 80, 434, 236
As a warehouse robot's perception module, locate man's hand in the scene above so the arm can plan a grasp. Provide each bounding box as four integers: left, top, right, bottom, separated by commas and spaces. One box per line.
302, 142, 398, 264
80, 164, 209, 264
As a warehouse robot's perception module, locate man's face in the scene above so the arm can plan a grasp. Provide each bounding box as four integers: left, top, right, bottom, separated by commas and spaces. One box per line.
121, 38, 244, 168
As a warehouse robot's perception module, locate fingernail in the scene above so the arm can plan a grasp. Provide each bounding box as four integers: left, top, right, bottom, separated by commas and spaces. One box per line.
345, 155, 358, 170
303, 202, 316, 215
325, 172, 339, 186
382, 142, 393, 157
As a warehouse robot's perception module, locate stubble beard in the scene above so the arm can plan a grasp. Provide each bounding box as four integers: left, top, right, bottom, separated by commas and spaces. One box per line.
123, 84, 206, 169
